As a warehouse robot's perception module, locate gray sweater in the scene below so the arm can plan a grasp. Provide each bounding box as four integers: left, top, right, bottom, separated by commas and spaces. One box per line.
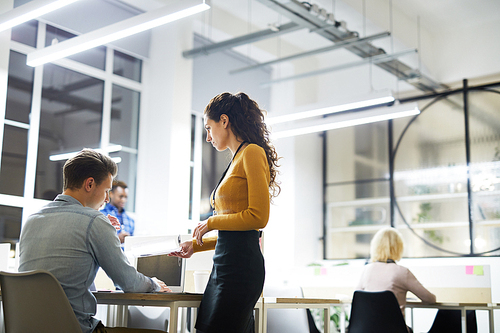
19, 195, 159, 333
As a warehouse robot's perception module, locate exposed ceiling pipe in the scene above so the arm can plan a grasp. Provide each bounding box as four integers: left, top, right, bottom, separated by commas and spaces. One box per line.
230, 31, 391, 74
182, 21, 302, 58
260, 49, 417, 87
255, 0, 447, 93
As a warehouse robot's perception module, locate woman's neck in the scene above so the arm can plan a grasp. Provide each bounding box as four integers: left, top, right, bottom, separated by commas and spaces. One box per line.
228, 138, 245, 156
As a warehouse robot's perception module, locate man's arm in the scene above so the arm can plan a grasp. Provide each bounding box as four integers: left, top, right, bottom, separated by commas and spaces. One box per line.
88, 215, 163, 292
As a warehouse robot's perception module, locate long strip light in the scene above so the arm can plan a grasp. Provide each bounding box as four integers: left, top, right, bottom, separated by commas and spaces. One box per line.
0, 0, 81, 33
266, 90, 395, 125
27, 0, 209, 67
49, 145, 123, 161
271, 102, 420, 139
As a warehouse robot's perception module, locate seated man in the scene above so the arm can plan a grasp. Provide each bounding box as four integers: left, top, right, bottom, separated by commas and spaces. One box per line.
19, 149, 170, 333
101, 180, 134, 244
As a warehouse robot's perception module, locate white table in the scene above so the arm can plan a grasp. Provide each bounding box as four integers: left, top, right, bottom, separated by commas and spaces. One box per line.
406, 301, 497, 333
94, 292, 263, 333
261, 297, 343, 333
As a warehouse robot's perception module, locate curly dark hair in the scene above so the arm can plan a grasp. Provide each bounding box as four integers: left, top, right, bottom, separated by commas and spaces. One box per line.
204, 92, 281, 198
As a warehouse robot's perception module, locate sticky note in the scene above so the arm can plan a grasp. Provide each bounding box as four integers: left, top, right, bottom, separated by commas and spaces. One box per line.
320, 267, 327, 275
473, 266, 484, 276
314, 267, 320, 276
465, 266, 473, 275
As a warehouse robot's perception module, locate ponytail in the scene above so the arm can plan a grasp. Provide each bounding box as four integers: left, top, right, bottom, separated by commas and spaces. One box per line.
204, 92, 281, 198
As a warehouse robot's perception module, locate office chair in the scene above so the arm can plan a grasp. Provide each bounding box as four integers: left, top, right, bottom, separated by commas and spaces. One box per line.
427, 309, 477, 333
348, 290, 408, 333
0, 270, 81, 333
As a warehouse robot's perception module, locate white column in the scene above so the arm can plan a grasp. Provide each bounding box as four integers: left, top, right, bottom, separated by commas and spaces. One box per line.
135, 19, 194, 235
0, 0, 14, 170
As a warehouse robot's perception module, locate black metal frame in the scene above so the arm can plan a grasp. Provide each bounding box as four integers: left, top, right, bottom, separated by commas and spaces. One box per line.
323, 79, 500, 259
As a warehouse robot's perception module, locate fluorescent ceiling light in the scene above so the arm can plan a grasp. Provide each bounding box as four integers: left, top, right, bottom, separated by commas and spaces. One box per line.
49, 145, 123, 161
27, 0, 209, 67
271, 102, 420, 139
0, 0, 81, 33
266, 90, 395, 125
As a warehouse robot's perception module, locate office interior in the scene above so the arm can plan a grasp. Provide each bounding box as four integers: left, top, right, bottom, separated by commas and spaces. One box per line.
1, 0, 500, 331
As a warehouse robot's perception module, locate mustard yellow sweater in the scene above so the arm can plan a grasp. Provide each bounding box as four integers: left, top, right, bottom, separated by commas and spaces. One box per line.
193, 144, 270, 252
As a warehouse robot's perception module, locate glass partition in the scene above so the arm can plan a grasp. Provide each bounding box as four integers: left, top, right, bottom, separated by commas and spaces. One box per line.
325, 84, 500, 259
325, 122, 390, 259
392, 95, 469, 256
468, 89, 500, 255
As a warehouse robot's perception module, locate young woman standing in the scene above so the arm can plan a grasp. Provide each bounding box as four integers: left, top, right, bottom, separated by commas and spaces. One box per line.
170, 92, 280, 333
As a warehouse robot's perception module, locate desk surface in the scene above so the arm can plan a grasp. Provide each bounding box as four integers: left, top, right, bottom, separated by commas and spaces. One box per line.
407, 300, 494, 307
264, 297, 342, 304
94, 292, 203, 305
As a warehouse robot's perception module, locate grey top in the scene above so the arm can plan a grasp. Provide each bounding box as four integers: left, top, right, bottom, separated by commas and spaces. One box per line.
19, 194, 159, 333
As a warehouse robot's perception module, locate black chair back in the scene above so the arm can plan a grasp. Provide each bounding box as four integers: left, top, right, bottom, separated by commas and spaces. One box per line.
348, 290, 408, 333
427, 309, 477, 333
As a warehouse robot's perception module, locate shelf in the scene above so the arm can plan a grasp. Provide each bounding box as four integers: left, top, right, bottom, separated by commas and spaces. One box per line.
329, 189, 500, 209
328, 219, 500, 233
397, 192, 467, 202
328, 197, 389, 208
327, 190, 500, 208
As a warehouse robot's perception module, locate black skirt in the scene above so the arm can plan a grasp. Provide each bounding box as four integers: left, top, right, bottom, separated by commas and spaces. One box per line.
195, 230, 265, 333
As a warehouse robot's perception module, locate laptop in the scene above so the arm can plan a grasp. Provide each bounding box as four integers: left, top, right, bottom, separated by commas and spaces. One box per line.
135, 253, 186, 293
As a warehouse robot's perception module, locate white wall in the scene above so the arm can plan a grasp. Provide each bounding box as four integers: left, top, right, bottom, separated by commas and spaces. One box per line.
191, 35, 271, 113
135, 20, 194, 235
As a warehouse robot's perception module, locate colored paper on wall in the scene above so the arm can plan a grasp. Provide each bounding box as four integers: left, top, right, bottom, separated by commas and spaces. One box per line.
320, 267, 327, 275
473, 265, 484, 276
314, 267, 320, 276
465, 265, 474, 275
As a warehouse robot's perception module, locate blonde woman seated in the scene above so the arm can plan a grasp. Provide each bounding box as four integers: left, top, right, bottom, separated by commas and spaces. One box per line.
356, 227, 436, 324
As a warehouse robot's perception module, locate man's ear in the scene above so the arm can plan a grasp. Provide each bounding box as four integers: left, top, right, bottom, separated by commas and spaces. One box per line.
83, 177, 95, 192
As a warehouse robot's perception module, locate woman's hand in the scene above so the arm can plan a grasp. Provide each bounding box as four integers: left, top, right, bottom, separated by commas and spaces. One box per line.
193, 220, 209, 246
168, 240, 194, 258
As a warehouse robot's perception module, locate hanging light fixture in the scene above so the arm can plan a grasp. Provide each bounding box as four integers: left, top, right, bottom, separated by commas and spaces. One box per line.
266, 90, 395, 125
271, 102, 420, 139
27, 0, 209, 67
49, 145, 123, 161
0, 0, 81, 33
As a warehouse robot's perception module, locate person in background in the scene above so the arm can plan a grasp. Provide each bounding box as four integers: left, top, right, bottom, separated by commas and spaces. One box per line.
101, 180, 135, 243
19, 149, 171, 333
170, 92, 280, 333
356, 227, 436, 332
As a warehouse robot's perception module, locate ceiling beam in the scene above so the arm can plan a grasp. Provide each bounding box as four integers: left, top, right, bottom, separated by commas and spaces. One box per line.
260, 49, 418, 87
182, 21, 302, 58
231, 31, 390, 74
256, 0, 448, 93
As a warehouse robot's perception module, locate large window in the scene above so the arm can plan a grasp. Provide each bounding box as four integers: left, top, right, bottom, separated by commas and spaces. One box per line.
36, 64, 104, 199
325, 82, 500, 259
0, 21, 143, 245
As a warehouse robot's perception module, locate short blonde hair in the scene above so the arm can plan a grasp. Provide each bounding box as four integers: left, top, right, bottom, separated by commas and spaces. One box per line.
370, 227, 404, 262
